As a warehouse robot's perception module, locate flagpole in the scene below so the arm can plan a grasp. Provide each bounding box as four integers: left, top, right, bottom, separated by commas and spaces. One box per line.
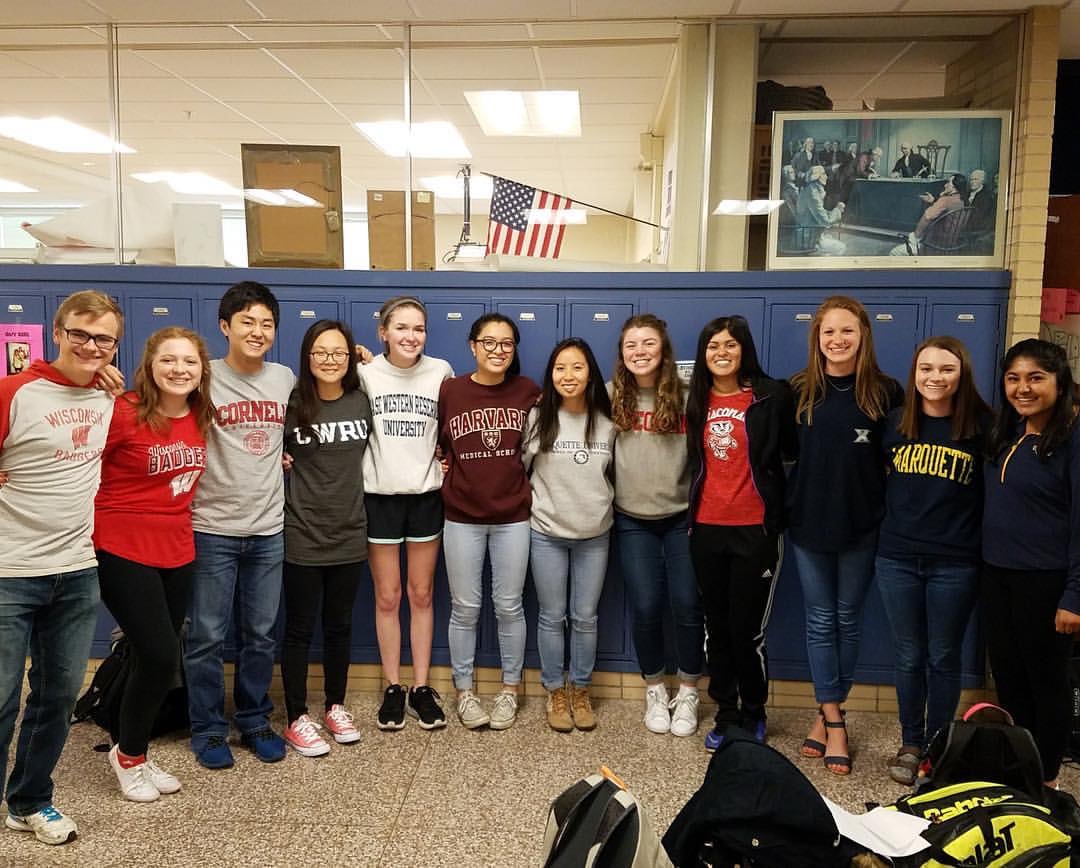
479, 172, 668, 231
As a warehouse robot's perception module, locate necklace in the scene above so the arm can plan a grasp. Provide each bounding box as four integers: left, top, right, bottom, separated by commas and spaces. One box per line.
827, 376, 854, 392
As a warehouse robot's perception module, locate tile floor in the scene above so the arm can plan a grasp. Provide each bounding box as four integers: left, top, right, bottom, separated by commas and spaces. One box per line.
1, 691, 1076, 867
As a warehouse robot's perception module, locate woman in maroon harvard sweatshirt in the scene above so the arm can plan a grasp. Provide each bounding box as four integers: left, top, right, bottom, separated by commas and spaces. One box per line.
438, 313, 540, 732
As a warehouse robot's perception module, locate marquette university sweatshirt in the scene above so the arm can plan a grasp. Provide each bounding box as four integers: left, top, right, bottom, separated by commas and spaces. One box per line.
0, 360, 115, 577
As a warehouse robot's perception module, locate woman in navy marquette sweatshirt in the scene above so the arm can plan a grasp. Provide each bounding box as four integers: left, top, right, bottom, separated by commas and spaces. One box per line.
786, 296, 903, 776
983, 339, 1080, 788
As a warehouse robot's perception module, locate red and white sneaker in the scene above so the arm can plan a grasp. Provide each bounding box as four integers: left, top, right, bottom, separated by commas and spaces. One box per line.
324, 704, 362, 744
284, 714, 330, 757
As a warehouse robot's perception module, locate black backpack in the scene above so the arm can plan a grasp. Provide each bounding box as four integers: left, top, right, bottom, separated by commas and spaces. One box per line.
72, 635, 189, 746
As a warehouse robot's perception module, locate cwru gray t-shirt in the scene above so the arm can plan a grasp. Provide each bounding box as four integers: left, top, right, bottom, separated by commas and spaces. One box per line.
523, 408, 616, 539
192, 358, 296, 537
283, 388, 372, 566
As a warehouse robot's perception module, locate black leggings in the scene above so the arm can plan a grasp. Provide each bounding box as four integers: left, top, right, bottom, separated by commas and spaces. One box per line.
281, 561, 363, 724
96, 550, 194, 757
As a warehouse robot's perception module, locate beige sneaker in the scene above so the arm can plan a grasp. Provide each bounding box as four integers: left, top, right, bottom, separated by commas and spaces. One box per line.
546, 687, 573, 732
570, 686, 596, 731
456, 690, 490, 729
489, 690, 519, 730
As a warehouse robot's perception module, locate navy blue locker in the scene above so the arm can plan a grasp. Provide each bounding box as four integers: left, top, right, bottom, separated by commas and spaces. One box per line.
929, 303, 1002, 402
568, 302, 635, 380
198, 296, 229, 360
274, 299, 342, 374
1, 292, 48, 375
349, 300, 382, 351
641, 296, 766, 366
425, 301, 487, 376
126, 297, 195, 367
494, 301, 560, 384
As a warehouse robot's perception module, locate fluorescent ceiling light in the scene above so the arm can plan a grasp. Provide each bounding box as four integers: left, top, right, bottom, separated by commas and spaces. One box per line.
419, 175, 493, 200
526, 208, 587, 225
243, 188, 321, 207
464, 91, 581, 137
0, 178, 37, 193
0, 117, 133, 154
132, 171, 240, 196
713, 199, 784, 216
355, 121, 471, 159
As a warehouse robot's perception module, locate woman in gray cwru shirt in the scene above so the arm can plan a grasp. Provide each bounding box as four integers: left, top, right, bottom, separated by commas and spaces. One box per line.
523, 338, 615, 733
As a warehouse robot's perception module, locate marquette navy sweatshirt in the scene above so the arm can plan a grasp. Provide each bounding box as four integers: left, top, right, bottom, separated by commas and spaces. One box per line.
983, 422, 1080, 614
785, 374, 904, 552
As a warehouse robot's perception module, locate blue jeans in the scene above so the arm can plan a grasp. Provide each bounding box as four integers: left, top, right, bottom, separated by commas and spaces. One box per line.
443, 520, 530, 690
0, 568, 99, 816
614, 511, 704, 681
876, 554, 978, 748
792, 532, 877, 704
184, 532, 283, 748
530, 530, 610, 690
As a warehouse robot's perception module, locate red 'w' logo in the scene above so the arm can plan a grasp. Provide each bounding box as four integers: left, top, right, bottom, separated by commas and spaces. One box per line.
71, 425, 91, 449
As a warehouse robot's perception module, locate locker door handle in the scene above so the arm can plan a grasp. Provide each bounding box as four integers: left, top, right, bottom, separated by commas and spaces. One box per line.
7, 303, 23, 313
956, 313, 976, 322
795, 313, 812, 321
519, 312, 536, 322
875, 313, 894, 322
592, 312, 610, 322
152, 306, 170, 316
299, 310, 316, 319
446, 312, 462, 321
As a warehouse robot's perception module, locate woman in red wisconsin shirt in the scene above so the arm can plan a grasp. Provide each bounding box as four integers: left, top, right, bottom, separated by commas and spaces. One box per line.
94, 327, 213, 803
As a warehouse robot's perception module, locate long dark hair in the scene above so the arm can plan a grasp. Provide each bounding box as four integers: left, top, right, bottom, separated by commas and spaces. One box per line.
988, 338, 1080, 460
468, 312, 522, 378
686, 316, 766, 468
295, 319, 360, 434
897, 336, 989, 441
610, 313, 684, 434
532, 338, 612, 452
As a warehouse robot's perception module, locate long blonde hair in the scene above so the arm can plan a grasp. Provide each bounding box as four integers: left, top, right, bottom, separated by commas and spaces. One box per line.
610, 313, 684, 434
133, 327, 214, 436
790, 295, 892, 424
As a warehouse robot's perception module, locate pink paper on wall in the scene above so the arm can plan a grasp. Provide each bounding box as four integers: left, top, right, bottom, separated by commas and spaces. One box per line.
1, 323, 44, 376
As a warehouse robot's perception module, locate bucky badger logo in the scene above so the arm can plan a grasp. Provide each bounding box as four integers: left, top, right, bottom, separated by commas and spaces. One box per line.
71, 424, 92, 449
708, 420, 736, 460
482, 429, 502, 451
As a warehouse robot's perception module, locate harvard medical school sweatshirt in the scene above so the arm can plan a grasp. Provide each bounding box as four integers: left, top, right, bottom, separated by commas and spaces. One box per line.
983, 422, 1080, 614
0, 360, 115, 577
523, 408, 616, 540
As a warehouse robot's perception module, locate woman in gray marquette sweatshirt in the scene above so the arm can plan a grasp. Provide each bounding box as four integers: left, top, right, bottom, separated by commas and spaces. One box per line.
608, 314, 705, 739
523, 339, 615, 733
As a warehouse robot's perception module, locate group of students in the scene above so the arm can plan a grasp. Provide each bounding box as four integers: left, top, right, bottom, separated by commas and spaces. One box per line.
1, 282, 1078, 849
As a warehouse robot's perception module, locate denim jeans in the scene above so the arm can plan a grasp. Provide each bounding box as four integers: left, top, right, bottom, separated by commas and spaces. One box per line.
184, 531, 283, 747
530, 530, 610, 690
791, 531, 877, 704
0, 568, 99, 816
613, 511, 704, 681
876, 555, 978, 748
443, 520, 530, 690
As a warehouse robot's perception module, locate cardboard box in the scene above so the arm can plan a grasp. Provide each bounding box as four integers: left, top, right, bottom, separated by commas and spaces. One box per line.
367, 190, 436, 271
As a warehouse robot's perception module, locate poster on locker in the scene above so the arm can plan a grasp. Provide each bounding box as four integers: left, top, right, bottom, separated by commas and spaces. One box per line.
2, 323, 44, 376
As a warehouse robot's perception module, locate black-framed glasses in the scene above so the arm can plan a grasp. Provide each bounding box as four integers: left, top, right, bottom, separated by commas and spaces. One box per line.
309, 349, 350, 363
475, 337, 515, 353
63, 327, 118, 351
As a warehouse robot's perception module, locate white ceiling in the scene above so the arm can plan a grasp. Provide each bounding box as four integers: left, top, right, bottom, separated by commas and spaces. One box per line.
0, 1, 1075, 219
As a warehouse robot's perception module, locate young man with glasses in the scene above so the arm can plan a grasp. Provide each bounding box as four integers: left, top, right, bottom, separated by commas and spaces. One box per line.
183, 280, 295, 769
0, 290, 122, 846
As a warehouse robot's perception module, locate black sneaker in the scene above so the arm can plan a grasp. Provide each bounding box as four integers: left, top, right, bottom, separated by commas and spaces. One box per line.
377, 684, 407, 730
407, 686, 447, 730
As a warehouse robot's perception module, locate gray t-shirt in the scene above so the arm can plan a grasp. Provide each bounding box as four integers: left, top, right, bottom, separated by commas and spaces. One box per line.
524, 408, 616, 539
192, 358, 296, 537
607, 384, 690, 519
284, 388, 372, 566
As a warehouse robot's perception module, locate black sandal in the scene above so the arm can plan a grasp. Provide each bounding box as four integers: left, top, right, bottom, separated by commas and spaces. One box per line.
823, 713, 851, 776
800, 706, 826, 758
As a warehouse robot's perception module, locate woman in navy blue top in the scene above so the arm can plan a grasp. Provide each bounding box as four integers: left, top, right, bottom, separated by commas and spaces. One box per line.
876, 336, 990, 785
983, 339, 1080, 787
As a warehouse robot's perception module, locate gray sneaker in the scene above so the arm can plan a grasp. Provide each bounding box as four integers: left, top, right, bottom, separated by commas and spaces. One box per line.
489, 690, 519, 730
456, 690, 490, 729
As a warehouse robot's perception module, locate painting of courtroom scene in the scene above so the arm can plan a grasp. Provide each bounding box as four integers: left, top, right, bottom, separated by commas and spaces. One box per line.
767, 110, 1010, 270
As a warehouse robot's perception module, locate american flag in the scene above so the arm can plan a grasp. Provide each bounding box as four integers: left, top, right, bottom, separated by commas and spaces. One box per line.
486, 176, 572, 258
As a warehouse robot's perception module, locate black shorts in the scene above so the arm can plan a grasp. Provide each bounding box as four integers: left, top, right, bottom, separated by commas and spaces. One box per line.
365, 491, 444, 544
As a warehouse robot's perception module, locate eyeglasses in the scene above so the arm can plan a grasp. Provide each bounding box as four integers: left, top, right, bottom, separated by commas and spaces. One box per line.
475, 337, 515, 353
63, 327, 118, 351
309, 349, 351, 363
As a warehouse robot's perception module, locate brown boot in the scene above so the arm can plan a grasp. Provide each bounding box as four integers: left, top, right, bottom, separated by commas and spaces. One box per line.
570, 686, 596, 731
546, 687, 573, 732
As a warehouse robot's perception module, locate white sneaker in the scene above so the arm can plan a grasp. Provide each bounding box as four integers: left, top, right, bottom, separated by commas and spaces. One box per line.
5, 804, 79, 845
489, 690, 519, 731
108, 745, 160, 802
145, 757, 181, 794
669, 686, 700, 737
457, 690, 490, 729
644, 683, 671, 734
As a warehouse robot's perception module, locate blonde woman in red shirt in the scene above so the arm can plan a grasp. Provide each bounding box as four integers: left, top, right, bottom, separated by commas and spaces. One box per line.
93, 327, 213, 802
